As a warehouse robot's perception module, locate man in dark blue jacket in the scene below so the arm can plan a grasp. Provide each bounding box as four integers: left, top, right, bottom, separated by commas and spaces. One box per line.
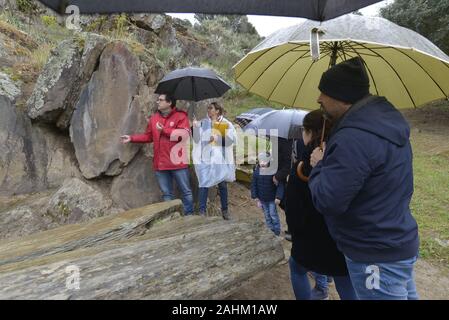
308, 57, 419, 300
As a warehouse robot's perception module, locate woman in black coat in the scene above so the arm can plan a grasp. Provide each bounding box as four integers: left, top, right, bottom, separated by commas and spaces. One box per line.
285, 109, 357, 300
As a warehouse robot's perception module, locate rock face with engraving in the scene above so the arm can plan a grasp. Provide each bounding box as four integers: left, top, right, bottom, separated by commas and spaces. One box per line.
69, 42, 147, 179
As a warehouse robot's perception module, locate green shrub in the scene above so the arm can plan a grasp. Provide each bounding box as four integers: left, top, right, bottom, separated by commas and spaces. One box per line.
41, 15, 57, 27
16, 0, 38, 13
113, 14, 129, 39
85, 16, 108, 33
156, 46, 175, 65
30, 43, 54, 71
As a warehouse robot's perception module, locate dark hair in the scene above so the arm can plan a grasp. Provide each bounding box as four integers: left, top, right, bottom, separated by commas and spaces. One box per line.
210, 102, 225, 116
160, 93, 177, 108
303, 109, 333, 149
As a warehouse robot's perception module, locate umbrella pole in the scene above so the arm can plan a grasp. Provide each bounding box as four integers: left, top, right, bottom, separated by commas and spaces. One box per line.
188, 102, 196, 120
191, 77, 197, 120
329, 41, 339, 68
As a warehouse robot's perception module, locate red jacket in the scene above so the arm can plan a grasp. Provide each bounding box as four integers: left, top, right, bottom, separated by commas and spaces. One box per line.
130, 108, 190, 171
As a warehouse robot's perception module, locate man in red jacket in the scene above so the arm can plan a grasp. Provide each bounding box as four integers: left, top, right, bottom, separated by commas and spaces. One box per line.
121, 93, 193, 215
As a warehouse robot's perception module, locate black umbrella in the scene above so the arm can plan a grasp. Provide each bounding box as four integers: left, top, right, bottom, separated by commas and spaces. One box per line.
155, 67, 231, 102
38, 0, 382, 21
235, 107, 274, 128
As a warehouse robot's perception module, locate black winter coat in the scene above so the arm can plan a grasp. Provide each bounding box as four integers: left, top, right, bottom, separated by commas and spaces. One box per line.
285, 143, 349, 276
274, 138, 293, 183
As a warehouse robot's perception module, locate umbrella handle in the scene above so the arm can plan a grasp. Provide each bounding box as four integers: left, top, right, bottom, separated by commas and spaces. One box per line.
319, 118, 326, 151
296, 161, 309, 183
310, 27, 323, 62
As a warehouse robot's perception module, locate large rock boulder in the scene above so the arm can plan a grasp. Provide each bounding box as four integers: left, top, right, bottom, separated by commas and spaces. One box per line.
45, 178, 117, 225
0, 89, 45, 195
0, 178, 119, 241
0, 200, 284, 299
111, 150, 161, 210
27, 33, 108, 129
0, 73, 80, 197
130, 14, 168, 33
0, 72, 20, 102
0, 96, 79, 196
57, 34, 109, 129
0, 191, 54, 241
26, 39, 80, 123
69, 41, 147, 179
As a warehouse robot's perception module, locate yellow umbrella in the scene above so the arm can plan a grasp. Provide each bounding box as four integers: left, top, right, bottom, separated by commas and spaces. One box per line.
233, 14, 449, 109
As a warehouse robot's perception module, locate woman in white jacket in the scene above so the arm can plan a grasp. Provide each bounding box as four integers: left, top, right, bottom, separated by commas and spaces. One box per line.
192, 102, 236, 219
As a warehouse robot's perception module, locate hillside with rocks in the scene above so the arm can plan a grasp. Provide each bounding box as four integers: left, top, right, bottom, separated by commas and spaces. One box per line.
1, 0, 448, 300
0, 0, 288, 299
0, 0, 261, 239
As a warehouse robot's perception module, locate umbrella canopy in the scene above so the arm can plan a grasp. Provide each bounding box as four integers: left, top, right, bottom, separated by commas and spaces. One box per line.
243, 109, 309, 139
37, 0, 382, 21
235, 107, 274, 127
233, 14, 449, 109
155, 67, 231, 102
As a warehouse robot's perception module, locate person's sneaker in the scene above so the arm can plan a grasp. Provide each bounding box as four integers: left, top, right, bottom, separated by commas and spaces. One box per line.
222, 210, 231, 220
310, 286, 329, 300
284, 231, 292, 242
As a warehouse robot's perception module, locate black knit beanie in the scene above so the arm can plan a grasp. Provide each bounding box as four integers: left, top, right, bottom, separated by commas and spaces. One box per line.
318, 57, 370, 104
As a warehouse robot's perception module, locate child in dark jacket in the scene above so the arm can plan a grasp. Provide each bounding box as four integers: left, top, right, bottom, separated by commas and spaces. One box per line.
251, 152, 284, 236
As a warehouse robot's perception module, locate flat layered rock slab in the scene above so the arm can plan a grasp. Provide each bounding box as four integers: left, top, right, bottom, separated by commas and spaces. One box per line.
0, 216, 284, 299
0, 200, 183, 267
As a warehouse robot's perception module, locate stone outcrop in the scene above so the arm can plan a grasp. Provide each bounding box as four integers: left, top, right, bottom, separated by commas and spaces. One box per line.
0, 178, 119, 241
1, 81, 79, 197
45, 178, 117, 225
27, 33, 108, 129
0, 72, 20, 102
27, 39, 80, 123
69, 41, 147, 179
130, 14, 168, 33
0, 191, 54, 241
110, 150, 161, 210
0, 200, 284, 299
0, 200, 183, 267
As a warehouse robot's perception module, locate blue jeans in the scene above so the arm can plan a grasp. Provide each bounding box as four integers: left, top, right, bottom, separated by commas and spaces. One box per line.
155, 168, 194, 215
198, 181, 228, 214
289, 257, 358, 300
260, 201, 281, 236
345, 255, 419, 300
311, 272, 328, 290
